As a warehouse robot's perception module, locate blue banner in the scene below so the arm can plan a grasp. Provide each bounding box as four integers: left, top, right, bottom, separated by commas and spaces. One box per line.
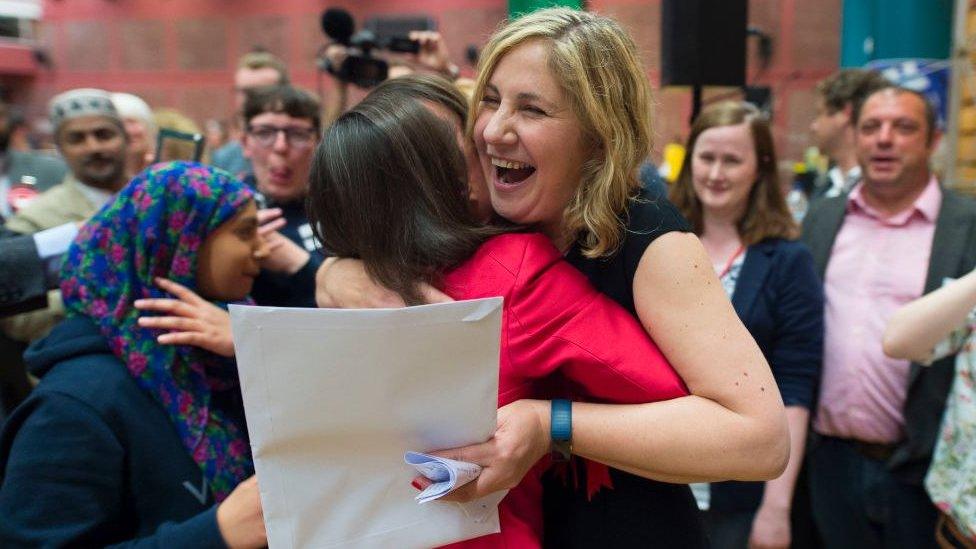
865, 58, 951, 129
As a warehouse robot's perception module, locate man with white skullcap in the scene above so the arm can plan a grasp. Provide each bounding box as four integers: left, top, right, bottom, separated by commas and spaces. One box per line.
6, 88, 128, 235
111, 92, 157, 177
2, 88, 130, 344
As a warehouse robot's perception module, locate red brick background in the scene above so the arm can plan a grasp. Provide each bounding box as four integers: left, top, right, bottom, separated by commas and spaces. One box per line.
26, 0, 841, 165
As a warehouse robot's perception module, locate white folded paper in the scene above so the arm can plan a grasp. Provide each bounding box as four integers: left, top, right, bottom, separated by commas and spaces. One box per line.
404, 451, 482, 503
230, 298, 505, 549
403, 452, 508, 526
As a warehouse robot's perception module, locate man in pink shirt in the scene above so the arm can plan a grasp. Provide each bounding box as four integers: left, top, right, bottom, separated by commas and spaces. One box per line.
802, 86, 976, 548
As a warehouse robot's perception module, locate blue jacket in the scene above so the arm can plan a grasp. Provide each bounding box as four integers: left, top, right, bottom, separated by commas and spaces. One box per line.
710, 238, 824, 513
0, 316, 228, 548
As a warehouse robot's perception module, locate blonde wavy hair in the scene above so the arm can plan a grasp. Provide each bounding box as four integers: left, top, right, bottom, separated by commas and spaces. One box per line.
468, 7, 654, 258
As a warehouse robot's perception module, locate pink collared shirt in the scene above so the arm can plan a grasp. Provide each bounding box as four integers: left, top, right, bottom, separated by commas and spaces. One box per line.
813, 176, 942, 443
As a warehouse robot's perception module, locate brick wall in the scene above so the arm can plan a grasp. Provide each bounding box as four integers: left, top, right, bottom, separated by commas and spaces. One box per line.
29, 0, 840, 164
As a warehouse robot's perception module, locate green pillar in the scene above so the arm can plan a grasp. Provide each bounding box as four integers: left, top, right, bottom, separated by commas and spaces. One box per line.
841, 0, 953, 66
508, 0, 581, 18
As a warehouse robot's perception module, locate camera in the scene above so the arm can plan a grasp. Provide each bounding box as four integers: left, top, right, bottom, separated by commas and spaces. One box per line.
318, 8, 435, 89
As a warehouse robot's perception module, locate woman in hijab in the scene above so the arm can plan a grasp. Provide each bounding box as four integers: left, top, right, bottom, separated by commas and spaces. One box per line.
0, 162, 268, 548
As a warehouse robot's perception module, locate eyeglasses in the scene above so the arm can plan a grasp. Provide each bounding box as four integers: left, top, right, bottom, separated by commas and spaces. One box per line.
247, 125, 318, 149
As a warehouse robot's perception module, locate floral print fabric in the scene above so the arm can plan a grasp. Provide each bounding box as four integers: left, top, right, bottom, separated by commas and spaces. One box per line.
926, 307, 976, 541
60, 161, 254, 501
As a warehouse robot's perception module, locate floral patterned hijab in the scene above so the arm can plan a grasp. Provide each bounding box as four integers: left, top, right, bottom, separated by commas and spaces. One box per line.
60, 161, 254, 501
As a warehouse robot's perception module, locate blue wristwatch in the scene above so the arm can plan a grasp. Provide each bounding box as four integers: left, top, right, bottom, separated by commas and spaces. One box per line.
550, 399, 572, 462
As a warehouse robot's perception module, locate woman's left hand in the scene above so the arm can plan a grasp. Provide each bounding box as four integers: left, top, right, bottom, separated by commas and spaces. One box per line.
135, 277, 235, 357
748, 504, 791, 549
412, 399, 551, 502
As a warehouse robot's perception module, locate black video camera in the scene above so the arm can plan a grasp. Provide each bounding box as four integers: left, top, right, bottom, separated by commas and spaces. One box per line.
318, 8, 435, 89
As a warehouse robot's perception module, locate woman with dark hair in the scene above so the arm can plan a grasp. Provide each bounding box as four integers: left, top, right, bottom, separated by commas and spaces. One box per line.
0, 162, 267, 548
355, 74, 494, 224
307, 83, 689, 546
670, 101, 823, 548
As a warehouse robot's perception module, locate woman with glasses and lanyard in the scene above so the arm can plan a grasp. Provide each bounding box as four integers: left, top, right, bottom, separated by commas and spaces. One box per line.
238, 84, 325, 308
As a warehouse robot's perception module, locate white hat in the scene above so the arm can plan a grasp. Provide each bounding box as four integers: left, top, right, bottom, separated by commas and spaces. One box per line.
111, 92, 158, 138
48, 88, 122, 133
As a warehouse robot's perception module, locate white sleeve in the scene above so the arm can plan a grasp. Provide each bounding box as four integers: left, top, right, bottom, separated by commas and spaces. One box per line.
32, 222, 78, 259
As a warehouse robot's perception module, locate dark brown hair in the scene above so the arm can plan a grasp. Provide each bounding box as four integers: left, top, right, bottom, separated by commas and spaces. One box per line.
853, 85, 938, 145
670, 101, 798, 245
373, 74, 469, 126
243, 85, 322, 134
307, 90, 504, 305
816, 69, 889, 115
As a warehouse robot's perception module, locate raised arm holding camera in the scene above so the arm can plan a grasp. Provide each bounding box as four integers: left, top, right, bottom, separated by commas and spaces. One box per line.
317, 8, 462, 123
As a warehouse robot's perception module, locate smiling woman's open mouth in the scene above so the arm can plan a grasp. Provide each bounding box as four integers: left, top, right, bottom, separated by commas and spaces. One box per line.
492, 157, 536, 184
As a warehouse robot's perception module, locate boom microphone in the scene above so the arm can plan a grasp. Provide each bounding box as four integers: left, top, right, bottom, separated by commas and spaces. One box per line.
321, 8, 355, 45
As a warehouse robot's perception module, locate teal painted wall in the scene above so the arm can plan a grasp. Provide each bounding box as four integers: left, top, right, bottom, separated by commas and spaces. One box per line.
841, 0, 953, 66
508, 0, 581, 18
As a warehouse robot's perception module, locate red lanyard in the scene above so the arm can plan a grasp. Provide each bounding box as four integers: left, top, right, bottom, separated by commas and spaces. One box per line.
716, 244, 746, 279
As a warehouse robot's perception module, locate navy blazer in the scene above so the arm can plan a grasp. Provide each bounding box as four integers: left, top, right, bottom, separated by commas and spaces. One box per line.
710, 238, 825, 513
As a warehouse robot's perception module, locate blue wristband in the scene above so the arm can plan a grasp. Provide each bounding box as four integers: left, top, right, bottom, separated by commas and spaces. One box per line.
550, 399, 572, 461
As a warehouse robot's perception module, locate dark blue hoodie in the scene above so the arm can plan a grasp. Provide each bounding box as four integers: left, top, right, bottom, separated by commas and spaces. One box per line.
0, 316, 228, 548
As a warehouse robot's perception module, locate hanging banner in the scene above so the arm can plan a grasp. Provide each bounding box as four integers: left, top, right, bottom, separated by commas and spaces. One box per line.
865, 58, 951, 129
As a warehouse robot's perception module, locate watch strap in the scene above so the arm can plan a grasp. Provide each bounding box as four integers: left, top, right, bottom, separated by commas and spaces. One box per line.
550, 399, 572, 462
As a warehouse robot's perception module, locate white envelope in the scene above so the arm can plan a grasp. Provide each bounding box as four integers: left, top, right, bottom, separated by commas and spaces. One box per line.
230, 298, 503, 549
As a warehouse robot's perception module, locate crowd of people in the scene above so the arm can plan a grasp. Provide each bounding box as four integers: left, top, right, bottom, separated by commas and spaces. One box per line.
0, 6, 973, 549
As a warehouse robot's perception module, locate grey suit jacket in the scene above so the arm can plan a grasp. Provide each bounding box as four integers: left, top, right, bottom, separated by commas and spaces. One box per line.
0, 228, 47, 316
802, 186, 976, 484
6, 151, 67, 192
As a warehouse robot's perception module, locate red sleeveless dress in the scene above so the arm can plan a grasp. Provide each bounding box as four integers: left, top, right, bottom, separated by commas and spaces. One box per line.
438, 233, 689, 548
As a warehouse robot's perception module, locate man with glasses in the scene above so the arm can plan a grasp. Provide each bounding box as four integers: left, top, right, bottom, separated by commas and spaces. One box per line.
212, 51, 289, 181
242, 84, 324, 307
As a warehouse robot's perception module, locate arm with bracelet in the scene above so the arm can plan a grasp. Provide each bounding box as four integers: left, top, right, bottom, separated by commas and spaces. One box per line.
410, 233, 688, 545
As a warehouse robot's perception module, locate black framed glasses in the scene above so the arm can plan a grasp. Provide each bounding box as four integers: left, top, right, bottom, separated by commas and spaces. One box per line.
247, 125, 317, 149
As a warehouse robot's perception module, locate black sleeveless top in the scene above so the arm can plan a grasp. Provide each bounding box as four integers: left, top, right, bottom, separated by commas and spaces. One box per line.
542, 190, 706, 548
